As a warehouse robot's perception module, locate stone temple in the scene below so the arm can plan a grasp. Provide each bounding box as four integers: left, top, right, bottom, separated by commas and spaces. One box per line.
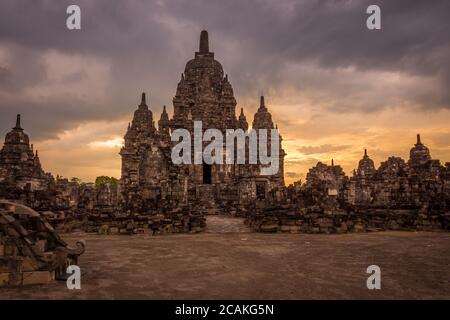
120, 30, 286, 214
0, 115, 50, 191
0, 30, 448, 237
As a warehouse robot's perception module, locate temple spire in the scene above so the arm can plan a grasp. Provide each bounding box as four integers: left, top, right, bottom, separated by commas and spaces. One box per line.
14, 114, 22, 129
160, 105, 169, 121
140, 92, 146, 106
331, 159, 334, 166
260, 96, 265, 108
417, 133, 421, 144
199, 30, 209, 53
364, 149, 368, 157
238, 107, 248, 131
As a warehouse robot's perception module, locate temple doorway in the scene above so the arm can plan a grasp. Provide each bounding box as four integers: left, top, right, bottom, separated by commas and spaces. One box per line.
256, 181, 266, 200
203, 162, 212, 184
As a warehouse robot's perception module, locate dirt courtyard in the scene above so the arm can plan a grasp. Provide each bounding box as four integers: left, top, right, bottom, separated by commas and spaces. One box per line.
1, 216, 449, 299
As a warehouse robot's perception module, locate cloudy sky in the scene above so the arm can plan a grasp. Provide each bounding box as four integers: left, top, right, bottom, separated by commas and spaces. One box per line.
0, 0, 449, 184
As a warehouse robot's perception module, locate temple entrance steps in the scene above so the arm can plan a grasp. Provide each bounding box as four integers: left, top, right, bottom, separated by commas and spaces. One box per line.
205, 215, 250, 233
194, 184, 224, 215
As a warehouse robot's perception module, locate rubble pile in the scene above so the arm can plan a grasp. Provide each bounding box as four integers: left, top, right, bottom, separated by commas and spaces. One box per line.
0, 201, 85, 287
41, 210, 87, 233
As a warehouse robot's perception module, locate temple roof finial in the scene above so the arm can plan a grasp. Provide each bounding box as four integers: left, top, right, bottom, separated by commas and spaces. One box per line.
331, 158, 334, 166
417, 133, 421, 144
364, 148, 368, 157
14, 114, 22, 129
140, 92, 146, 106
199, 30, 209, 53
160, 105, 169, 121
260, 96, 265, 108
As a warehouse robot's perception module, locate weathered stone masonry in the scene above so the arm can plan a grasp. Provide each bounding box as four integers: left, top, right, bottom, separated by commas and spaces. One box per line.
249, 136, 450, 233
120, 30, 286, 216
0, 30, 449, 236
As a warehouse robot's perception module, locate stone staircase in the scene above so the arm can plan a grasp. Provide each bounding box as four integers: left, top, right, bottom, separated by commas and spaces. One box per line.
195, 185, 224, 215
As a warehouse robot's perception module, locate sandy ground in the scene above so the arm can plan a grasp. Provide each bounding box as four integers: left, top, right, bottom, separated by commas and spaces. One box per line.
1, 216, 449, 299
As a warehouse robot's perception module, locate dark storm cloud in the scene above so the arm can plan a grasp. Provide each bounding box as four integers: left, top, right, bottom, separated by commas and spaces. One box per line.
0, 0, 449, 140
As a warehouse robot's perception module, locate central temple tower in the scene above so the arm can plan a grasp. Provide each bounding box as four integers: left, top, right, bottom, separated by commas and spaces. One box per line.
120, 30, 286, 214
171, 30, 238, 131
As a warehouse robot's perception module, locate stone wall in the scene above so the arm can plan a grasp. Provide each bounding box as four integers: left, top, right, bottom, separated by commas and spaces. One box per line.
245, 205, 449, 234
85, 208, 206, 235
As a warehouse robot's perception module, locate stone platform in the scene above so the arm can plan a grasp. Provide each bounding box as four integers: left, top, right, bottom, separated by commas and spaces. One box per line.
0, 221, 449, 299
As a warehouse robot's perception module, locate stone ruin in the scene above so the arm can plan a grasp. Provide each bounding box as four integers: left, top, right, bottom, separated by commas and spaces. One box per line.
248, 136, 450, 233
119, 30, 286, 218
0, 113, 206, 236
0, 30, 449, 238
0, 115, 51, 192
0, 200, 85, 287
